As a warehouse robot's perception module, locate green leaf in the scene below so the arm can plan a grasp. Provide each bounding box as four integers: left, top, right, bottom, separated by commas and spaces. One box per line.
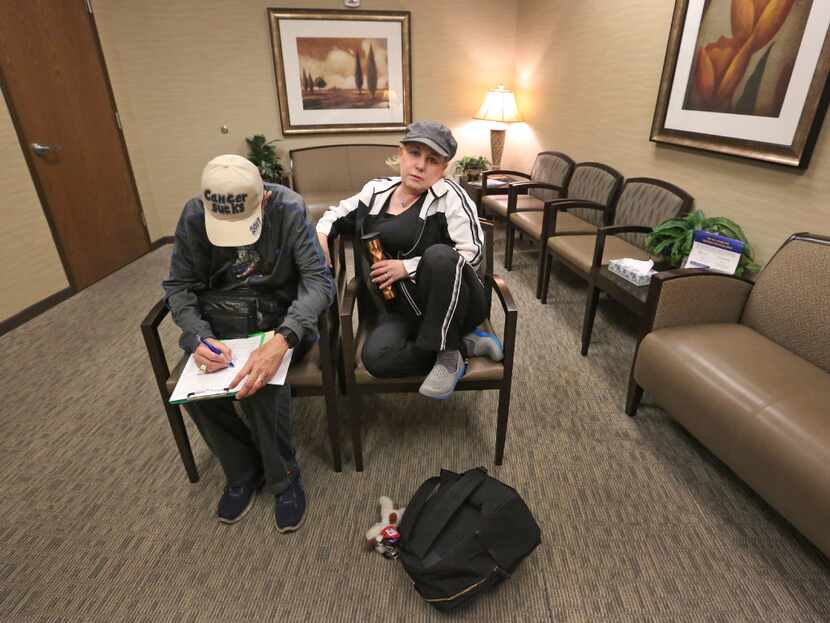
735, 44, 774, 115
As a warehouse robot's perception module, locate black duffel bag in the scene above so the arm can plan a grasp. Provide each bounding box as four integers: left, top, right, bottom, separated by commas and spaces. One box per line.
396, 467, 541, 612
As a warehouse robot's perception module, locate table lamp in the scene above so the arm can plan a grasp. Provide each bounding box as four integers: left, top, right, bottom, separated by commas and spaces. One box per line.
474, 85, 521, 168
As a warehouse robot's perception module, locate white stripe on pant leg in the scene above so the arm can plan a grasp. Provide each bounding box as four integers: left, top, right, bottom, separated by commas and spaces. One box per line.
440, 255, 465, 351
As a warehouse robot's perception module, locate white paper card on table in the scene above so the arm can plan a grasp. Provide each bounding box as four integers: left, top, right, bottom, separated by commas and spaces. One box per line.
169, 335, 264, 404
683, 230, 744, 275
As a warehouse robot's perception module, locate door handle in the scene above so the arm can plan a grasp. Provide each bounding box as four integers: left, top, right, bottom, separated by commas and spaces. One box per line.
31, 143, 59, 156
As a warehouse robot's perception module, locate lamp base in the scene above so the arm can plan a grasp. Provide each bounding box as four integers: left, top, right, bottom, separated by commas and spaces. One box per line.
490, 128, 506, 168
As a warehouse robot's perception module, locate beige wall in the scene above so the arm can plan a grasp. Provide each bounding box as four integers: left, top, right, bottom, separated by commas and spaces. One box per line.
510, 0, 830, 265
94, 0, 518, 239
0, 95, 69, 320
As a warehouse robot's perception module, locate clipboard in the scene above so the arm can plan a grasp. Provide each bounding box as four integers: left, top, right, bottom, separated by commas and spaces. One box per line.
169, 331, 292, 404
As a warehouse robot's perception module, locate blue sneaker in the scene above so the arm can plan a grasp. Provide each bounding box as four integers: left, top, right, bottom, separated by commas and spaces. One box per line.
275, 476, 306, 533
463, 329, 504, 362
418, 350, 466, 400
217, 477, 261, 524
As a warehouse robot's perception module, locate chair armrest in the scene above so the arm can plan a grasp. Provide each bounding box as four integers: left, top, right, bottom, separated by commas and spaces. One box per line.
506, 181, 564, 194
482, 168, 530, 179
481, 169, 530, 196
338, 277, 360, 379
506, 182, 565, 215
644, 269, 754, 333
590, 225, 654, 272
490, 275, 518, 372
141, 297, 174, 400
141, 297, 170, 331
541, 199, 609, 239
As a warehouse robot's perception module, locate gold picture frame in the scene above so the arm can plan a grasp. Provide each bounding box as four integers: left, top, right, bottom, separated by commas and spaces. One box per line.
651, 0, 830, 169
268, 8, 412, 135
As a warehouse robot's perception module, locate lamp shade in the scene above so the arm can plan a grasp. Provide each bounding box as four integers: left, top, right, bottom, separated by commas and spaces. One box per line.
474, 85, 522, 123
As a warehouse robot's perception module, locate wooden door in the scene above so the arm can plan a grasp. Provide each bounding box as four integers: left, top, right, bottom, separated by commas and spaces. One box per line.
0, 0, 150, 290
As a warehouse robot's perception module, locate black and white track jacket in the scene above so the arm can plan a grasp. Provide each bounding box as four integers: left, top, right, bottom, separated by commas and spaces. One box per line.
316, 176, 484, 316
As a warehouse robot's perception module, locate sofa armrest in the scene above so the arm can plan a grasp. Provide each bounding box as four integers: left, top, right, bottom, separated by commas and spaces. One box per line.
541, 199, 610, 239
590, 225, 653, 272
645, 269, 754, 332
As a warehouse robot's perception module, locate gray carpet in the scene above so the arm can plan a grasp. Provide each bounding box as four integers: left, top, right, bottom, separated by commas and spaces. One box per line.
2, 238, 829, 622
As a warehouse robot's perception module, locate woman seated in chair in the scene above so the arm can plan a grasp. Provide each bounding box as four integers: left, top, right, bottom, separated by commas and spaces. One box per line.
316, 121, 503, 399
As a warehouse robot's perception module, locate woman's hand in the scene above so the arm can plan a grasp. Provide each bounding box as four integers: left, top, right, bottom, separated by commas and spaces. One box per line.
317, 231, 332, 267
370, 259, 408, 290
194, 338, 233, 373
230, 334, 289, 399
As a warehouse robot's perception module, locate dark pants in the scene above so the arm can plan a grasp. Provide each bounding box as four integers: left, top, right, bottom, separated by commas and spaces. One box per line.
184, 340, 312, 496
363, 244, 487, 378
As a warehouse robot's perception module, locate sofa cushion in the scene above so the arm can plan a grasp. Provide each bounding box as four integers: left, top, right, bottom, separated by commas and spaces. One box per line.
635, 323, 830, 555
547, 233, 648, 274
510, 210, 597, 239
741, 237, 830, 374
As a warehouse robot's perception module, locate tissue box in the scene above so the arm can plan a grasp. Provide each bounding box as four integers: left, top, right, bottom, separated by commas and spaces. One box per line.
608, 259, 656, 286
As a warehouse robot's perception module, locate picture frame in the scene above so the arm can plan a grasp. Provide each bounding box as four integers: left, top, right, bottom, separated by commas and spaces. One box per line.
267, 8, 412, 135
651, 0, 830, 168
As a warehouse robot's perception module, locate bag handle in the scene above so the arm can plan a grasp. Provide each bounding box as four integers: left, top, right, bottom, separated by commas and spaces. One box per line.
409, 467, 488, 559
397, 476, 440, 542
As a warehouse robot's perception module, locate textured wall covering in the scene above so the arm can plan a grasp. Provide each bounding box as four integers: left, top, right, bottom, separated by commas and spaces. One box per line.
0, 95, 69, 320
511, 0, 830, 265
93, 0, 519, 239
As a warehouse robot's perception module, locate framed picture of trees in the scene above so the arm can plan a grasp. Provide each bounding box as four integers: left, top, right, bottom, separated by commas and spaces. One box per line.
268, 8, 412, 135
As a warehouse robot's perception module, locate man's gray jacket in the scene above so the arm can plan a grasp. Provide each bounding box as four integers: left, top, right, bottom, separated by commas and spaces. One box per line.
163, 183, 334, 352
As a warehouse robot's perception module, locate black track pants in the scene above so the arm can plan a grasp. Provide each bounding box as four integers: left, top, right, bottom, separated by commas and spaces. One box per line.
363, 244, 487, 378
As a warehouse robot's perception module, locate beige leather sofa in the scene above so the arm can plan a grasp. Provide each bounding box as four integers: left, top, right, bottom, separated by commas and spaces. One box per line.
289, 144, 399, 223
627, 233, 830, 557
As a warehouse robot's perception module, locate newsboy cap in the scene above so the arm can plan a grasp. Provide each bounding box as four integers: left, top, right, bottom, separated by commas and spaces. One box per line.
400, 121, 457, 160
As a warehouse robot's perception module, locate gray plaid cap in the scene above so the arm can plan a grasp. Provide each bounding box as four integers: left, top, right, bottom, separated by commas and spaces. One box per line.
400, 121, 457, 160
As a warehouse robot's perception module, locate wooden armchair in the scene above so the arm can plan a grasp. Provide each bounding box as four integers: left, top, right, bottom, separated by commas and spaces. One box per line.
538, 178, 693, 354
141, 266, 344, 481
480, 151, 575, 270
338, 221, 518, 471
503, 162, 624, 298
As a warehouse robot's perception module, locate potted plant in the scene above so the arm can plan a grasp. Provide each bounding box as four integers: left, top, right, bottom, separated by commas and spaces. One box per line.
645, 210, 760, 277
454, 155, 491, 181
245, 134, 284, 183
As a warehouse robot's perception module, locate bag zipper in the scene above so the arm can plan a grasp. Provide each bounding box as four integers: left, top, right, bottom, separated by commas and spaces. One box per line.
422, 567, 499, 604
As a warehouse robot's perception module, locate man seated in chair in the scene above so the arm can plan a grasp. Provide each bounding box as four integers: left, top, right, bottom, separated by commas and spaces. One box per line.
315, 121, 503, 398
162, 154, 334, 531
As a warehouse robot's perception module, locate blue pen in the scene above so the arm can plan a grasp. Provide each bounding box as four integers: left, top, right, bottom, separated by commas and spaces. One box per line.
198, 335, 234, 367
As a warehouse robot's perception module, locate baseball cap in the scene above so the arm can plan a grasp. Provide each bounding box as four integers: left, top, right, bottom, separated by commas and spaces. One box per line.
200, 154, 264, 247
400, 121, 457, 160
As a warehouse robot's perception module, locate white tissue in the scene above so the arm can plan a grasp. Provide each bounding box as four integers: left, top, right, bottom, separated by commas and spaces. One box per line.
613, 258, 654, 275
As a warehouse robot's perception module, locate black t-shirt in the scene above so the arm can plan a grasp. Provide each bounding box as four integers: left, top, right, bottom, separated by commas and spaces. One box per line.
366, 192, 426, 257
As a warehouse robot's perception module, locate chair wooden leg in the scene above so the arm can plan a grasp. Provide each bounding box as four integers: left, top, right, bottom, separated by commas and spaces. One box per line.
166, 404, 199, 483
322, 385, 342, 473
349, 393, 365, 472
540, 252, 553, 304
626, 380, 643, 416
494, 384, 512, 466
505, 223, 515, 271
535, 240, 547, 299
581, 285, 601, 356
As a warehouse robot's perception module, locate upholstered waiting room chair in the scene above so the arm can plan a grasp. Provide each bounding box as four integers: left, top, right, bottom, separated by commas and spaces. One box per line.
480, 152, 575, 269
141, 267, 344, 480
338, 220, 518, 472
502, 162, 623, 298
538, 177, 692, 351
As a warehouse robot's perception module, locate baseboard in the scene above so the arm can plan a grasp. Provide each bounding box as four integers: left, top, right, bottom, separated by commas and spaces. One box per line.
151, 236, 174, 250
0, 287, 74, 338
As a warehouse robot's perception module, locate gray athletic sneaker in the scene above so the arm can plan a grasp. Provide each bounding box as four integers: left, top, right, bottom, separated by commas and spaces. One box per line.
419, 350, 466, 400
463, 329, 504, 362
